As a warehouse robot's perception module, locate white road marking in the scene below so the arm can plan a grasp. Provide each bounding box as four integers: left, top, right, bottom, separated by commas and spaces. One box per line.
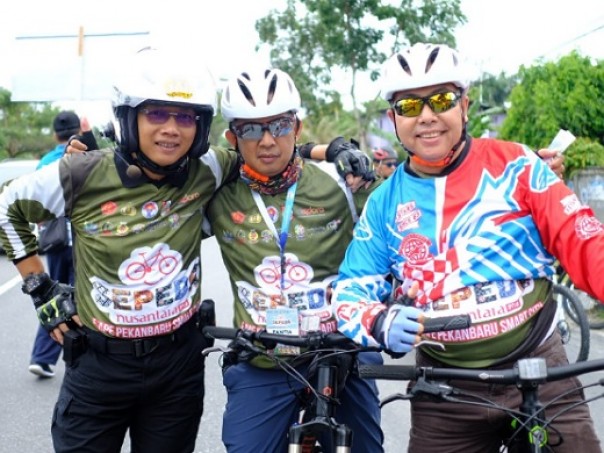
0, 274, 22, 296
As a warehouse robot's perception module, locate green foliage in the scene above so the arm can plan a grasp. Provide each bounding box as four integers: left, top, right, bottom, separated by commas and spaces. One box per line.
466, 72, 518, 138
499, 52, 604, 155
255, 0, 466, 124
563, 137, 604, 179
0, 87, 59, 159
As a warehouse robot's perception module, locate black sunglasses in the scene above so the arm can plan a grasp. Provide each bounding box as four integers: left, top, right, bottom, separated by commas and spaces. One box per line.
230, 116, 295, 141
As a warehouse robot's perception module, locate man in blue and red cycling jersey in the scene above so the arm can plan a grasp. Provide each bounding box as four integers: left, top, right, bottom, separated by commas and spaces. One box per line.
332, 42, 603, 452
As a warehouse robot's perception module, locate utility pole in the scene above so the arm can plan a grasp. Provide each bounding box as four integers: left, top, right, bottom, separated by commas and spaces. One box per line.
13, 28, 149, 102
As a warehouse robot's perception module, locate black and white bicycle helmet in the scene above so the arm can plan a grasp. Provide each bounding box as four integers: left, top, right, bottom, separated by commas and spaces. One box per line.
221, 68, 301, 122
112, 47, 218, 173
379, 43, 470, 102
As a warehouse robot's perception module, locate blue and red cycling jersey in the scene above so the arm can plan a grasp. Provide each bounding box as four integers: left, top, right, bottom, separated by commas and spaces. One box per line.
332, 137, 604, 367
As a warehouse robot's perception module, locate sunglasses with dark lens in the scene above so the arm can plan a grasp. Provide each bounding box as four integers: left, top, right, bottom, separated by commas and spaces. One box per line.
383, 162, 398, 168
391, 91, 461, 117
230, 116, 295, 140
140, 109, 199, 127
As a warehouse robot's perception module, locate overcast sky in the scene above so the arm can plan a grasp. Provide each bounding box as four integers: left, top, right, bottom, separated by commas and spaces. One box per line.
0, 0, 602, 125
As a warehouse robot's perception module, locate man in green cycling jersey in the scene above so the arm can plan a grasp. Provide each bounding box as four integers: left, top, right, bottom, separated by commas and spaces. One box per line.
0, 47, 370, 453
204, 66, 384, 452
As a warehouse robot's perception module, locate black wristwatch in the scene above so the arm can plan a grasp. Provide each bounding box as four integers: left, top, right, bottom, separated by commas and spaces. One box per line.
21, 273, 51, 295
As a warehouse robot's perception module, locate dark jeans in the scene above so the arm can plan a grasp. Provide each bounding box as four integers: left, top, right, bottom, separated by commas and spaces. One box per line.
30, 246, 74, 365
221, 351, 384, 453
51, 320, 207, 453
408, 331, 601, 453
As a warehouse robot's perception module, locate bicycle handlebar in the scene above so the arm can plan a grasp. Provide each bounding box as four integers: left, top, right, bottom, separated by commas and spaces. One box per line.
358, 357, 604, 384
202, 314, 472, 353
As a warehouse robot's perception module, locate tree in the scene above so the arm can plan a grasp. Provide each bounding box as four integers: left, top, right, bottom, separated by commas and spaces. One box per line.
255, 0, 466, 145
0, 87, 59, 159
466, 71, 519, 138
499, 52, 604, 150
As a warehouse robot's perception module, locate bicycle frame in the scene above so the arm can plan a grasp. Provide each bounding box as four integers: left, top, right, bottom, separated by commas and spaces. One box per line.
203, 314, 471, 452
358, 357, 604, 453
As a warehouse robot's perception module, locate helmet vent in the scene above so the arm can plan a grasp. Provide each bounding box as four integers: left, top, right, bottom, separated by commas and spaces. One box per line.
237, 79, 256, 107
266, 73, 278, 105
396, 54, 412, 76
425, 47, 440, 74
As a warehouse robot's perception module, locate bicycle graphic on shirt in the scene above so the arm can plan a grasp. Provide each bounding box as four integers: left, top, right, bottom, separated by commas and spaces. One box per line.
119, 244, 183, 286
255, 253, 312, 292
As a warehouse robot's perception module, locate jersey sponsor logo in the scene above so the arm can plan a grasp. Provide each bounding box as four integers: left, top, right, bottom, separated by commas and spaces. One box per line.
576, 213, 603, 239
90, 245, 200, 328
235, 253, 335, 327
83, 221, 99, 234
395, 202, 421, 232
120, 204, 137, 216
560, 194, 582, 215
142, 202, 159, 219
231, 211, 246, 224
178, 192, 200, 204
116, 222, 129, 236
399, 233, 431, 264
91, 308, 196, 338
118, 243, 183, 287
248, 229, 259, 243
101, 221, 114, 236
248, 214, 262, 224
294, 224, 306, 239
267, 205, 280, 223
101, 201, 118, 215
298, 206, 326, 217
425, 301, 544, 343
254, 253, 313, 292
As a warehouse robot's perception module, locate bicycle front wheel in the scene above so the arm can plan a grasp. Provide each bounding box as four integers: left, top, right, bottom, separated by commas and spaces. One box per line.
554, 284, 590, 362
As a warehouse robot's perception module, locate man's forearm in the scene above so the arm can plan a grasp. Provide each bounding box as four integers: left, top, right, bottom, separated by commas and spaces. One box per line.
15, 255, 46, 278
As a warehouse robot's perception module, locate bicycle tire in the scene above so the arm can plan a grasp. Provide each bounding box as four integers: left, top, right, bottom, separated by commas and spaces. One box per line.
560, 272, 604, 330
553, 284, 590, 362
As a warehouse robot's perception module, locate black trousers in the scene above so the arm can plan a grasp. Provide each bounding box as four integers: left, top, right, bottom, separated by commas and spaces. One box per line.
52, 321, 207, 453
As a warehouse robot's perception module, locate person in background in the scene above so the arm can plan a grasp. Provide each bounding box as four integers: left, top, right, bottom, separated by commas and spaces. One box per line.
332, 42, 602, 452
371, 144, 399, 179
28, 111, 80, 378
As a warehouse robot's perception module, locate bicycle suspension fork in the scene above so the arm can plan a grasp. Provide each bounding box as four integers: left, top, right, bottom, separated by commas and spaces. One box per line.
288, 361, 353, 453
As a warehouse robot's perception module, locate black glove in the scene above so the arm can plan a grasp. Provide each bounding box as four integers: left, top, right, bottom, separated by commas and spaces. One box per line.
326, 137, 376, 182
66, 130, 99, 152
22, 273, 77, 332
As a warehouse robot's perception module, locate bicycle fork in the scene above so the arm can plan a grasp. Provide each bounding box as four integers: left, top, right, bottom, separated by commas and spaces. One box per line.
288, 363, 352, 453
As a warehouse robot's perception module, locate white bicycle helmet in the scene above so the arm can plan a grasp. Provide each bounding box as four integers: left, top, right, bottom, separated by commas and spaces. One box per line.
112, 47, 218, 163
112, 47, 217, 114
379, 43, 470, 102
221, 68, 301, 122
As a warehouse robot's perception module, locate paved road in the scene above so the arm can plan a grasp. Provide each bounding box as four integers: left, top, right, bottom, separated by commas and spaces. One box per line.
0, 238, 602, 452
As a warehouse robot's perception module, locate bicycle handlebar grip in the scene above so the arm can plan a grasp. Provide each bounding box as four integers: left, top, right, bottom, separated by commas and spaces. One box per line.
358, 364, 417, 381
423, 314, 472, 333
202, 326, 238, 340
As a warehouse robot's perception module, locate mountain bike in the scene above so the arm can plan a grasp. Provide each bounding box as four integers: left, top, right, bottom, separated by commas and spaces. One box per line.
358, 355, 604, 452
202, 314, 471, 453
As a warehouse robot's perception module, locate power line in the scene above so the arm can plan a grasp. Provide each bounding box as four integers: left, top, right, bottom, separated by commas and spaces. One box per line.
539, 22, 604, 59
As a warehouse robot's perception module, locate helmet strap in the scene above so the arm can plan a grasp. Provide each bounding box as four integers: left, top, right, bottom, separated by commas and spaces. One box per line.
133, 149, 189, 176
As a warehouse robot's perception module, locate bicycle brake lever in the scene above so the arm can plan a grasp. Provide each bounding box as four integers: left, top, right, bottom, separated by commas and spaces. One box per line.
380, 392, 411, 408
415, 339, 446, 351
201, 345, 232, 357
